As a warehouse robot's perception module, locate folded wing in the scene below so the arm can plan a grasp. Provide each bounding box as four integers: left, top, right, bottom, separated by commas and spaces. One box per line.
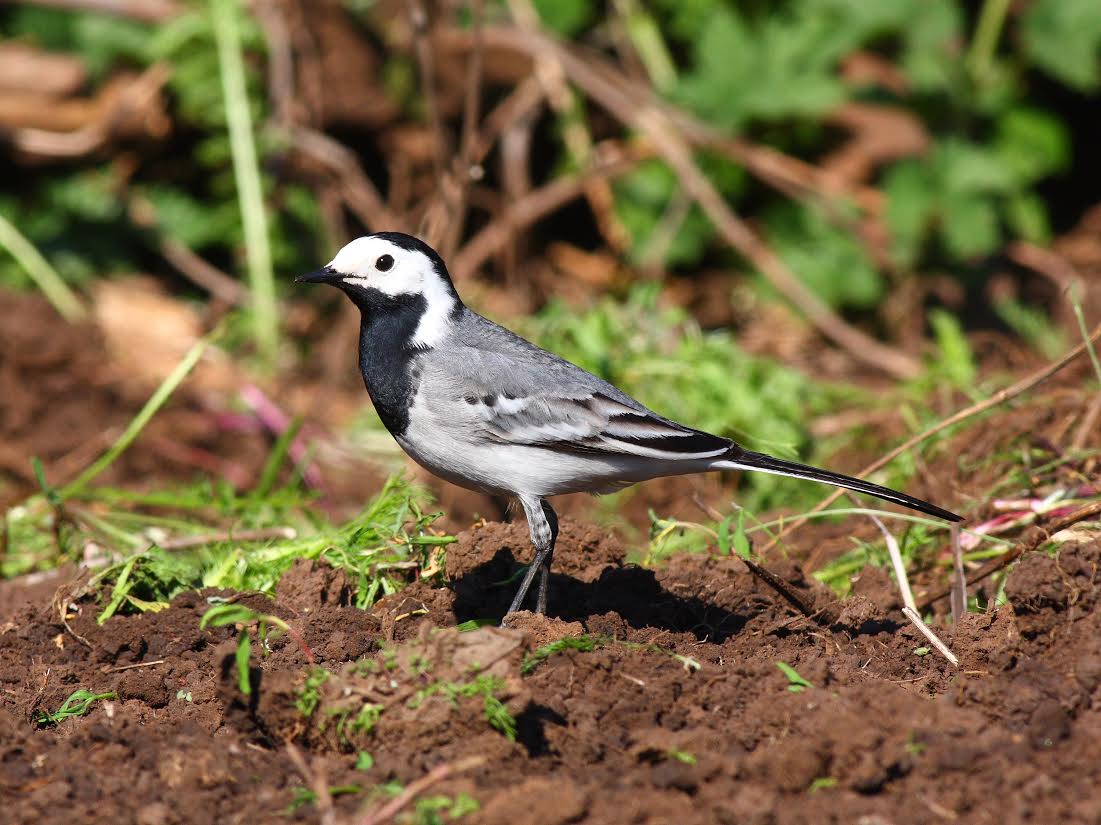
472, 390, 733, 461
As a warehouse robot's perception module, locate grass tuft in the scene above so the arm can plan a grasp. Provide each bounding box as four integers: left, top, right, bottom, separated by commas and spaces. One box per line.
776, 661, 813, 692
208, 0, 278, 362
35, 689, 116, 727
0, 210, 86, 322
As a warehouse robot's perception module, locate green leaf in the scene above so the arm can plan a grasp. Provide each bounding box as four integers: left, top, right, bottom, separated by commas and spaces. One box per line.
1022, 0, 1101, 91
354, 751, 374, 771
532, 0, 594, 36
31, 457, 61, 507
900, 0, 963, 92
939, 193, 1000, 259
994, 107, 1070, 185
928, 309, 977, 389
672, 6, 849, 129
236, 630, 252, 695
776, 661, 814, 692
766, 202, 884, 310
732, 510, 751, 560
936, 140, 1016, 196
98, 555, 140, 624
883, 161, 936, 269
200, 602, 263, 629
35, 689, 116, 727
716, 515, 732, 556
1004, 192, 1051, 245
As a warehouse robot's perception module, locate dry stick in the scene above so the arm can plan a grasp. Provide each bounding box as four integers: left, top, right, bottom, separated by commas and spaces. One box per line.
851, 493, 916, 611
130, 196, 248, 306
159, 237, 249, 306
477, 26, 920, 380
538, 35, 880, 216
407, 0, 452, 248
440, 0, 485, 259
107, 659, 166, 673
357, 756, 485, 825
901, 607, 959, 667
916, 500, 1101, 611
503, 2, 630, 253
251, 0, 296, 127
838, 493, 959, 665
1071, 391, 1101, 452
1006, 240, 1085, 294
949, 523, 967, 623
407, 0, 446, 184
285, 743, 336, 825
797, 318, 1101, 572
740, 558, 816, 617
855, 501, 957, 664
452, 146, 649, 280
291, 126, 402, 232
466, 76, 545, 169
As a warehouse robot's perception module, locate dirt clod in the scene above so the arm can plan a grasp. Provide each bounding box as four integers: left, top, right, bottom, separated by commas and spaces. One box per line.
4, 524, 1101, 823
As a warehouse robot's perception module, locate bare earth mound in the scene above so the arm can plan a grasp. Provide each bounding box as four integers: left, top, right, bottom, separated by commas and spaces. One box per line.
3, 519, 1100, 824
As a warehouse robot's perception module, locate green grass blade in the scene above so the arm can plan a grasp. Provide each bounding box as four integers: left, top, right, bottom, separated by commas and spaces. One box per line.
35, 689, 116, 726
61, 331, 216, 497
209, 0, 278, 363
236, 630, 253, 695
98, 555, 140, 624
1070, 294, 1101, 386
0, 210, 86, 322
256, 416, 303, 496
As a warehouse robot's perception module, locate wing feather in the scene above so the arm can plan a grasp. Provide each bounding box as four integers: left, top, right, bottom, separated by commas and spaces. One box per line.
474, 390, 732, 460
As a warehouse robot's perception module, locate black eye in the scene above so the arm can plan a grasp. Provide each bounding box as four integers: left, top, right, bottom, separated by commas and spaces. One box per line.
375, 254, 394, 272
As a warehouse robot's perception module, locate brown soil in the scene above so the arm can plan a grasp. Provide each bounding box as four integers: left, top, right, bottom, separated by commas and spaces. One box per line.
3, 517, 1101, 824
0, 291, 272, 506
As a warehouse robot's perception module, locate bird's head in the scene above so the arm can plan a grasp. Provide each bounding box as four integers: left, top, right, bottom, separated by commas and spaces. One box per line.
298, 232, 462, 346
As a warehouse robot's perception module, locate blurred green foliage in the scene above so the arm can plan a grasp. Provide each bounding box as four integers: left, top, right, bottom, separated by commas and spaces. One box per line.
0, 0, 1091, 313
596, 0, 1088, 310
0, 5, 322, 296
523, 285, 857, 512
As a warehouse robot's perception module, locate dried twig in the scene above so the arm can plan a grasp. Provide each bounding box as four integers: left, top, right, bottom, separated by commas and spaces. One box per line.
407, 0, 446, 185
949, 523, 966, 622
107, 659, 166, 673
357, 756, 485, 825
860, 499, 916, 612
452, 145, 648, 280
901, 606, 958, 667
1071, 391, 1101, 452
916, 500, 1101, 610
798, 318, 1101, 571
13, 62, 170, 158
286, 743, 336, 825
472, 26, 920, 379
130, 196, 248, 306
290, 126, 402, 232
440, 0, 486, 258
740, 557, 815, 617
466, 76, 544, 169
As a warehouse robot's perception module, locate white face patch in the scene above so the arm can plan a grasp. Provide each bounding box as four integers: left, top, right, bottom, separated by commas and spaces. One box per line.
328, 236, 457, 347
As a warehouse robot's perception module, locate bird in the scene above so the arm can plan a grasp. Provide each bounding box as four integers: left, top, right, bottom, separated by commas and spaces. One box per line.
298, 231, 963, 617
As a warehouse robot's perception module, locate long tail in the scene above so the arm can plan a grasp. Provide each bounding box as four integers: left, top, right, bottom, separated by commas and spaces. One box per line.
714, 450, 963, 522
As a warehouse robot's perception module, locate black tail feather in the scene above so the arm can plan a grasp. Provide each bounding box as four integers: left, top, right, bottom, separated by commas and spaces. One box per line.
728, 450, 963, 522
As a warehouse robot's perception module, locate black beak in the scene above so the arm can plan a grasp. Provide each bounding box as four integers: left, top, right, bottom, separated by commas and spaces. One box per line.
296, 266, 341, 285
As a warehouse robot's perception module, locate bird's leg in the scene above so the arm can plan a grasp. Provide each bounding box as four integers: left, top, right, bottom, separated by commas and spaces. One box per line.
534, 501, 559, 615
505, 496, 557, 617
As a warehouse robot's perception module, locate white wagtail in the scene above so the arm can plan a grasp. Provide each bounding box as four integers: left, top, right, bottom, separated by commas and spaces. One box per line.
298, 232, 962, 616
